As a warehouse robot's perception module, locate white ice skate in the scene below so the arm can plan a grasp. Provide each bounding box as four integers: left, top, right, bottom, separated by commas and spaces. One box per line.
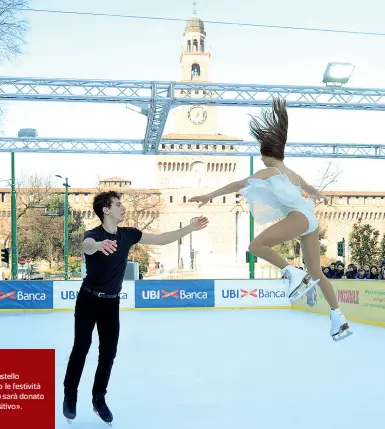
281, 265, 320, 302
330, 309, 352, 341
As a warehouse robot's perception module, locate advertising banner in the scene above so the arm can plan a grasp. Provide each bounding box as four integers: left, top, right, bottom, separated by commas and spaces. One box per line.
53, 281, 135, 310
215, 279, 291, 308
0, 281, 53, 310
135, 280, 215, 308
293, 280, 385, 326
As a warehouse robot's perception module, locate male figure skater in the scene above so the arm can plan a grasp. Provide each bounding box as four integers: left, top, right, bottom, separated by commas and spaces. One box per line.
63, 190, 208, 425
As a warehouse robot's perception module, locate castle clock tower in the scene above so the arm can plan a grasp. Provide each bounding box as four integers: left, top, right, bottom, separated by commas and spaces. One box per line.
170, 13, 218, 135
156, 10, 241, 188
154, 9, 248, 273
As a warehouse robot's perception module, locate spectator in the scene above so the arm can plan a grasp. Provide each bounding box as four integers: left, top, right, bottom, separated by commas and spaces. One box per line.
357, 266, 369, 280
329, 262, 336, 278
362, 264, 370, 278
345, 264, 358, 279
370, 266, 380, 280
333, 262, 345, 279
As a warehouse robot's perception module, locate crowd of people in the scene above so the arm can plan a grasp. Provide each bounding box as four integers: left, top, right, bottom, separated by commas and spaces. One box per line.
320, 260, 385, 280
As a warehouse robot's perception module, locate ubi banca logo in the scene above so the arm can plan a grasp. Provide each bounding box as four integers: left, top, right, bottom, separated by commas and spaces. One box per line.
142, 289, 208, 300
221, 288, 286, 299
0, 290, 46, 301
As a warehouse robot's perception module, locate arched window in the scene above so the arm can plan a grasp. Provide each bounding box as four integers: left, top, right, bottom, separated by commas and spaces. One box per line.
187, 40, 191, 52
191, 63, 200, 79
200, 39, 204, 52
183, 196, 187, 203
193, 39, 198, 52
223, 197, 226, 203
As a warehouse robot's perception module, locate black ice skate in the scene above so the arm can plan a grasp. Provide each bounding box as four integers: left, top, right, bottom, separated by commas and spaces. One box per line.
93, 394, 113, 426
63, 395, 77, 424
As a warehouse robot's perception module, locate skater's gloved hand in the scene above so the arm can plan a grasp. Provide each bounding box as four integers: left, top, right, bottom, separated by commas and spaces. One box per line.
188, 194, 210, 207
97, 240, 117, 256
190, 216, 209, 231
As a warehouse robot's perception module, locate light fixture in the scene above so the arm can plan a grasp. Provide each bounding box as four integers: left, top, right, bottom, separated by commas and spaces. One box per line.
18, 128, 38, 138
322, 62, 355, 86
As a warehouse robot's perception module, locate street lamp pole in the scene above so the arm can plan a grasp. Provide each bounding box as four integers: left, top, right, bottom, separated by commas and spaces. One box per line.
249, 156, 255, 279
56, 175, 70, 280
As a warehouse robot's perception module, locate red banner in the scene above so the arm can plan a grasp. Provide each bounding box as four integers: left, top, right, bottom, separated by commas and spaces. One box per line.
0, 349, 55, 429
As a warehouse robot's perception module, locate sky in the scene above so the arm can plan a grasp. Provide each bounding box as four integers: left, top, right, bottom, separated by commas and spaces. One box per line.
0, 0, 385, 190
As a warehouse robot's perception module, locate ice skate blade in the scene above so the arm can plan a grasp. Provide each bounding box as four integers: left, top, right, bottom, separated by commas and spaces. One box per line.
289, 279, 320, 302
332, 330, 353, 341
94, 409, 113, 427
66, 418, 73, 424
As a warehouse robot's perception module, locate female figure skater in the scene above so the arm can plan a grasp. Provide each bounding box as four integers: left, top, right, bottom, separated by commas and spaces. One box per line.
189, 98, 352, 341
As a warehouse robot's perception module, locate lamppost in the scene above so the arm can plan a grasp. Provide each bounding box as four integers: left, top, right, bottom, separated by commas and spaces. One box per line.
249, 156, 255, 279
55, 175, 70, 280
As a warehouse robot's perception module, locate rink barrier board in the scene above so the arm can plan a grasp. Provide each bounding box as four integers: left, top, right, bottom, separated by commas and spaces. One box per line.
292, 279, 385, 328
1, 280, 385, 329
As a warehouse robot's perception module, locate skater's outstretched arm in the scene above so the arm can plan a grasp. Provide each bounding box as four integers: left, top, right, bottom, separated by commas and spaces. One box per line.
82, 238, 117, 256
138, 216, 209, 245
188, 169, 270, 207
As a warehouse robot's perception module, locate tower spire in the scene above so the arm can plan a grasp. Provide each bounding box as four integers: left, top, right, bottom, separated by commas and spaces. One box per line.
193, 2, 197, 16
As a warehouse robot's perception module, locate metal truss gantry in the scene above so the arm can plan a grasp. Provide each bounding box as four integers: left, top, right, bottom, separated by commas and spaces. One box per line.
1, 76, 385, 156
1, 138, 385, 159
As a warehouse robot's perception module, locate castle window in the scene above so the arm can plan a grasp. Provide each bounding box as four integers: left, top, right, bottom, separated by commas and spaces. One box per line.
200, 39, 204, 52
187, 40, 191, 52
193, 39, 198, 52
210, 199, 213, 203
170, 196, 173, 203
191, 63, 200, 78
183, 196, 187, 203
223, 197, 226, 203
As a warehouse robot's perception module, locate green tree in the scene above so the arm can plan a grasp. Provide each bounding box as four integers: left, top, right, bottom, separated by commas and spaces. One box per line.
349, 220, 380, 266
46, 195, 86, 257
18, 209, 62, 267
378, 234, 385, 263
18, 192, 86, 267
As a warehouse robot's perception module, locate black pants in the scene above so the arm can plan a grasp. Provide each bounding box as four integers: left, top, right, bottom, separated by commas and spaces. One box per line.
63, 287, 120, 398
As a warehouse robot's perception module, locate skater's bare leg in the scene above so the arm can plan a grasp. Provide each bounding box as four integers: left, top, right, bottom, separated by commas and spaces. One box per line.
248, 211, 309, 268
300, 228, 339, 310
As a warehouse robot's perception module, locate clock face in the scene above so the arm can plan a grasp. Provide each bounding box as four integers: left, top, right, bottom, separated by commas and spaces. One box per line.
188, 106, 207, 124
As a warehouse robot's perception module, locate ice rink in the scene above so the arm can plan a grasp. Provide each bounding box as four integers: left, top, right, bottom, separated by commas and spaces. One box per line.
1, 308, 385, 429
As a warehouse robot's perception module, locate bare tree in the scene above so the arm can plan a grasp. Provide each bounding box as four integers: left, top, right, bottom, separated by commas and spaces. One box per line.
123, 190, 163, 273
313, 161, 342, 210
16, 172, 53, 220
0, 0, 29, 60
3, 172, 53, 245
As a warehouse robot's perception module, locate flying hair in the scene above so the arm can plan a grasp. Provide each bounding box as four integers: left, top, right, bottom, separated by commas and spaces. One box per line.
249, 97, 288, 161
